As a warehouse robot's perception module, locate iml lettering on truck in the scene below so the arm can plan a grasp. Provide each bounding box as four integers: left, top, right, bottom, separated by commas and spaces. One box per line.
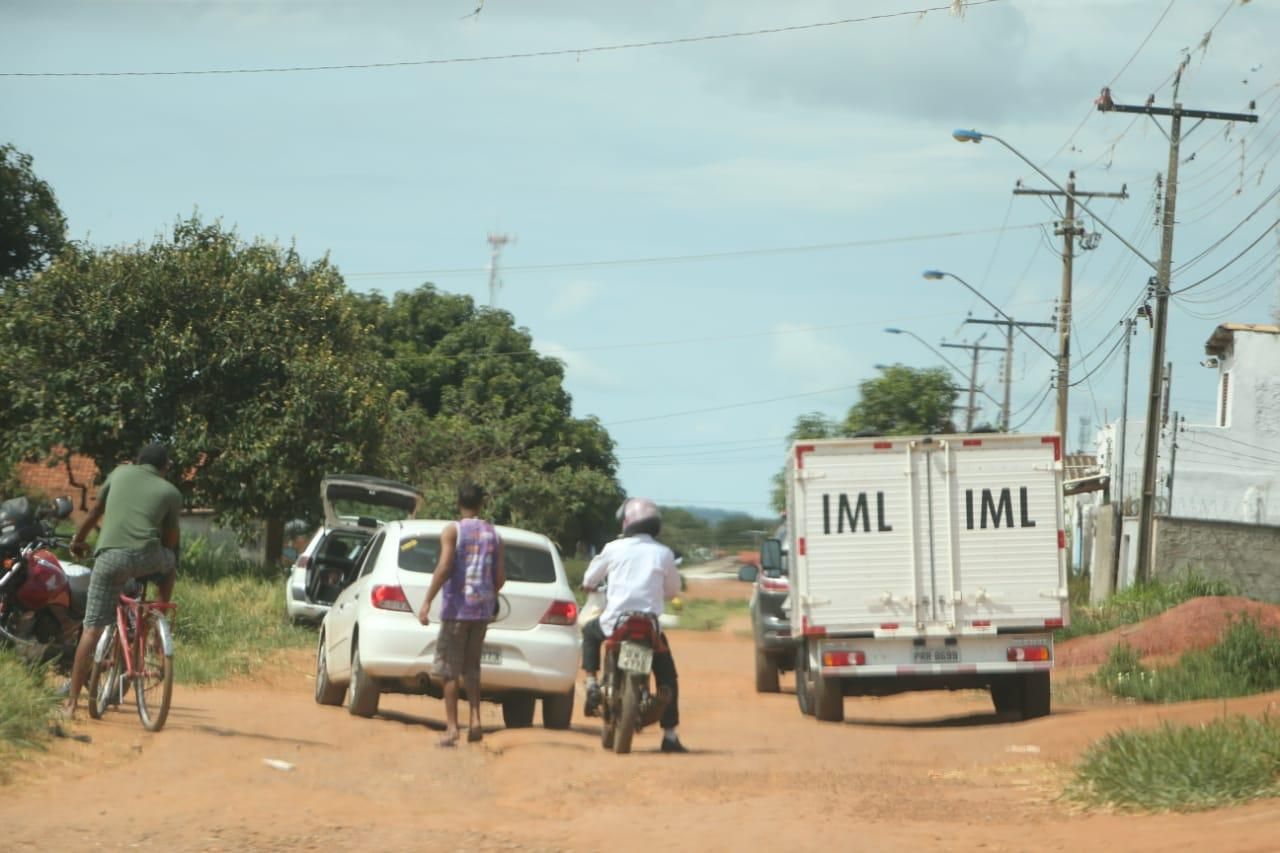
821, 493, 893, 534
965, 487, 1037, 529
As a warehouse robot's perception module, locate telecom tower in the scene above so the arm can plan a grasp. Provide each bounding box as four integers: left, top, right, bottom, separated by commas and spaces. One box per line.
487, 232, 513, 308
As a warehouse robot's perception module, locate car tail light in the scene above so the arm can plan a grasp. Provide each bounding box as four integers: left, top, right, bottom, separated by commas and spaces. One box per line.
1007, 645, 1050, 662
760, 576, 788, 592
371, 584, 412, 612
822, 650, 865, 667
540, 600, 578, 626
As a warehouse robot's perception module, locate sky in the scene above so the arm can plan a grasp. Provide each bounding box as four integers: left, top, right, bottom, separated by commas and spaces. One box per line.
3, 0, 1278, 518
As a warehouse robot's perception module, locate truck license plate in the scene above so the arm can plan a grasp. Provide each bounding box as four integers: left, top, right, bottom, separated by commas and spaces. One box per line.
481, 646, 502, 665
912, 647, 959, 664
618, 642, 653, 674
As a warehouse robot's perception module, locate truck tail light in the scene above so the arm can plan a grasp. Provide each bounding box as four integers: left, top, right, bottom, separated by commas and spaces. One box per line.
540, 600, 579, 626
1044, 617, 1064, 629
371, 584, 412, 612
822, 650, 866, 667
1007, 645, 1050, 662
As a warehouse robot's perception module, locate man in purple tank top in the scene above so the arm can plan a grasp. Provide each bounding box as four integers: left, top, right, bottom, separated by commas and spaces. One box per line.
418, 483, 505, 747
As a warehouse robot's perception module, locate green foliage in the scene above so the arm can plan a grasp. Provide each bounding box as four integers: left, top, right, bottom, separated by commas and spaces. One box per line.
0, 143, 67, 281
0, 216, 389, 544
1058, 573, 1234, 641
1068, 715, 1280, 812
844, 363, 958, 436
771, 411, 845, 512
0, 648, 58, 773
676, 598, 749, 631
1094, 616, 1280, 703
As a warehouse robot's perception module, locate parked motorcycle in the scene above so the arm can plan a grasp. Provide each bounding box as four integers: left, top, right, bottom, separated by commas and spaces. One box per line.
597, 611, 672, 755
0, 495, 89, 671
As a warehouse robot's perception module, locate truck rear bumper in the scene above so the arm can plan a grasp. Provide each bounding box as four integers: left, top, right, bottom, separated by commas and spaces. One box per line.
813, 634, 1053, 678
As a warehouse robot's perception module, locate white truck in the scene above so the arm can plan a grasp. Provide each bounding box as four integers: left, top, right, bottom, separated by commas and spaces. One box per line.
762, 432, 1067, 722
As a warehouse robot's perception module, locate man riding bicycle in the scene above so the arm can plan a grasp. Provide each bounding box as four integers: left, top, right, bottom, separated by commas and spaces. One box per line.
580, 497, 686, 753
62, 442, 182, 719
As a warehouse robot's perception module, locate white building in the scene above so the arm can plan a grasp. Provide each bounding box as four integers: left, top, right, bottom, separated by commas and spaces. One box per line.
1094, 323, 1280, 588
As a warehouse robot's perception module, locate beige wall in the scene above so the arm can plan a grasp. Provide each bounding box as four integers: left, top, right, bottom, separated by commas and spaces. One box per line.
1152, 516, 1280, 602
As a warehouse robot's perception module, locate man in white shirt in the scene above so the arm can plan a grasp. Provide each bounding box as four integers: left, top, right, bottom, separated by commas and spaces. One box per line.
581, 497, 685, 753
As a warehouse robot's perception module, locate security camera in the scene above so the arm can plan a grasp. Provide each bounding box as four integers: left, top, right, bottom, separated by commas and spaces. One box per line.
1200, 357, 1220, 368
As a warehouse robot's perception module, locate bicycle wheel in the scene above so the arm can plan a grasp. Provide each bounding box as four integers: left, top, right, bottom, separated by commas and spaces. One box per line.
87, 624, 121, 720
134, 611, 174, 732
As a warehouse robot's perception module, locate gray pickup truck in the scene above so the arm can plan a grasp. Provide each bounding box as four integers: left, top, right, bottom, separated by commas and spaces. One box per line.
749, 535, 793, 693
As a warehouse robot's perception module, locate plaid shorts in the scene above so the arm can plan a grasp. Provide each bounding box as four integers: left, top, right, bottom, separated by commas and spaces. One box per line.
433, 620, 488, 682
84, 543, 176, 628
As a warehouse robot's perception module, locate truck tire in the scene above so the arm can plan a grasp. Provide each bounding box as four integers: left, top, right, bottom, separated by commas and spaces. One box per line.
754, 646, 780, 693
812, 665, 844, 723
989, 677, 1019, 716
1019, 672, 1051, 720
795, 645, 814, 716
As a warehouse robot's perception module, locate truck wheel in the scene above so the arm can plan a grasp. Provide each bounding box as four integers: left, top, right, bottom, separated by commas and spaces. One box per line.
754, 646, 780, 694
795, 645, 814, 716
1019, 672, 1051, 720
812, 665, 844, 723
989, 677, 1019, 716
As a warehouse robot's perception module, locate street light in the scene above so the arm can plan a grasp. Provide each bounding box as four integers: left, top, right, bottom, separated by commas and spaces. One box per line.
922, 268, 1057, 433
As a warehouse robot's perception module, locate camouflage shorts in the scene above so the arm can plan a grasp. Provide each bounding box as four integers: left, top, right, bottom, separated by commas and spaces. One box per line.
433, 620, 488, 682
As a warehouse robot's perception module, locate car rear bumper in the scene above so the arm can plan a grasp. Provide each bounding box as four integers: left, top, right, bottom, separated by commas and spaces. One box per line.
756, 613, 794, 652
359, 614, 580, 695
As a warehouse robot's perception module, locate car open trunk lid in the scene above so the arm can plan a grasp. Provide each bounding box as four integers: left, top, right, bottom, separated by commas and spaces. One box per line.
321, 474, 424, 530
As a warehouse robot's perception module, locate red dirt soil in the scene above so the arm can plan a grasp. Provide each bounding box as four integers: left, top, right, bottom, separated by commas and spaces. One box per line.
1057, 596, 1280, 668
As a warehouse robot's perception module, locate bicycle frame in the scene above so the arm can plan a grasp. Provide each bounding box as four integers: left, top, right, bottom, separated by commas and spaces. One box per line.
113, 588, 176, 679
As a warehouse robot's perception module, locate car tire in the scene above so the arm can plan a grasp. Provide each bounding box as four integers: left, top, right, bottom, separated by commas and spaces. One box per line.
1019, 672, 1051, 720
315, 633, 345, 706
346, 641, 380, 718
795, 644, 814, 716
501, 693, 536, 729
541, 686, 575, 730
754, 645, 781, 694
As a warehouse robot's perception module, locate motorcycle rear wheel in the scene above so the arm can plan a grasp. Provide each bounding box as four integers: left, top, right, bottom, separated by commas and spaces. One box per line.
613, 675, 639, 755
87, 625, 121, 720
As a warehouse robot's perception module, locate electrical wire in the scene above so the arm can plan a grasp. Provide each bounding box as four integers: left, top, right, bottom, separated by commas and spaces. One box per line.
1069, 332, 1126, 387
0, 1, 1007, 78
1172, 215, 1280, 293
1174, 182, 1280, 274
603, 383, 864, 427
1012, 384, 1054, 430
1188, 431, 1280, 462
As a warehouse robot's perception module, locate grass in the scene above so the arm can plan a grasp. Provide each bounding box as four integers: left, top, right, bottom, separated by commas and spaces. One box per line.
0, 649, 59, 782
1068, 714, 1280, 812
1095, 615, 1280, 703
1056, 573, 1234, 641
674, 598, 748, 632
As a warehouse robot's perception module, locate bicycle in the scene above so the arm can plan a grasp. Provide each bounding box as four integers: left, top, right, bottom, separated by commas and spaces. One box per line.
85, 574, 176, 732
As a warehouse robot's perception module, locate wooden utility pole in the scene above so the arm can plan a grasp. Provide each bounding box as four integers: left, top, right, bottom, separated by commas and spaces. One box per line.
1012, 176, 1128, 447
1097, 77, 1257, 584
941, 335, 1004, 430
964, 316, 1056, 430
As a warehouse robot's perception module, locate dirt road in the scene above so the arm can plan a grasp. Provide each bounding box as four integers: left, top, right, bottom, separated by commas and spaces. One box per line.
7, 586, 1280, 852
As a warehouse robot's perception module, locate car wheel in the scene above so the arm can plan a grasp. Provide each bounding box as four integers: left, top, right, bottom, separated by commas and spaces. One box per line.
541, 686, 575, 730
754, 645, 781, 694
346, 640, 380, 717
501, 693, 536, 729
315, 632, 345, 706
795, 643, 814, 716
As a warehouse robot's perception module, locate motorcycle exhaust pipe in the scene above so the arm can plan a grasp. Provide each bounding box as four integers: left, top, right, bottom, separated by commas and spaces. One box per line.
640, 684, 673, 727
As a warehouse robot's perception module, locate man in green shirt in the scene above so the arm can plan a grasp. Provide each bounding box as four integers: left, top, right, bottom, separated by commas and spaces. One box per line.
62, 443, 182, 718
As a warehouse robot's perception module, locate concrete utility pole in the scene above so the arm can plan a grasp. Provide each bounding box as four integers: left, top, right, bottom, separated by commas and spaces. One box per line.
1166, 411, 1182, 515
1111, 316, 1135, 592
486, 232, 514, 308
1013, 175, 1128, 446
941, 334, 1004, 430
1098, 76, 1257, 584
963, 316, 1056, 430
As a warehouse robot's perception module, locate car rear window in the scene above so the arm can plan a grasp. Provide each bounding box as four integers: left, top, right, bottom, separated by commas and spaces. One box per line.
397, 535, 556, 583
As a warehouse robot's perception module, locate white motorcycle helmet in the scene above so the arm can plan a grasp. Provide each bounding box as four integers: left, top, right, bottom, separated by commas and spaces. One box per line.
617, 497, 661, 537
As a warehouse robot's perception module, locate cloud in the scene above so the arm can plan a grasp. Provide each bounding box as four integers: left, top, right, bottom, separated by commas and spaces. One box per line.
770, 323, 862, 398
548, 279, 601, 317
536, 338, 620, 389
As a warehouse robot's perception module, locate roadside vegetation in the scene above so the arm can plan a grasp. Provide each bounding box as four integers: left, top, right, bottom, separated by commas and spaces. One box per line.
1057, 573, 1233, 641
1068, 714, 1280, 812
1094, 615, 1280, 703
0, 648, 59, 781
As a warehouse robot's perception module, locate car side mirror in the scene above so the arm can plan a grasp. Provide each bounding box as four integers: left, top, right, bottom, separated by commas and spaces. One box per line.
761, 538, 783, 573
737, 563, 759, 583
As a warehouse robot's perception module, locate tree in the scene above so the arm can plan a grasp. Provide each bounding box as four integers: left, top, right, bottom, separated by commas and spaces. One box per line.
843, 364, 957, 436
770, 411, 843, 512
0, 216, 389, 558
357, 285, 624, 553
0, 143, 67, 281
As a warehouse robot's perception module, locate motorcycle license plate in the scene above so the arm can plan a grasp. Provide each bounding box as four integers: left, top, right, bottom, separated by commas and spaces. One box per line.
618, 641, 653, 674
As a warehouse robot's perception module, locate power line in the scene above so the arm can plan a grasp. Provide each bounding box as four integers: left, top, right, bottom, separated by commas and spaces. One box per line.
0, 1, 1005, 78
1172, 215, 1280, 294
604, 383, 863, 427
344, 223, 1049, 279
1012, 385, 1054, 430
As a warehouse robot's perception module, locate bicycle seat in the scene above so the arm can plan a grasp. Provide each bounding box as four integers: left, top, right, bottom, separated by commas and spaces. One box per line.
122, 573, 169, 598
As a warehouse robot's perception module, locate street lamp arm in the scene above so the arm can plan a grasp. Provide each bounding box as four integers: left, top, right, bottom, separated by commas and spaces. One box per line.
959, 130, 1157, 270
928, 270, 1058, 361
898, 330, 1003, 409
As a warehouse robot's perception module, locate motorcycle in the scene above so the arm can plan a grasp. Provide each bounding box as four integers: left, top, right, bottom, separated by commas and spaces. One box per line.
597, 611, 672, 755
0, 495, 90, 671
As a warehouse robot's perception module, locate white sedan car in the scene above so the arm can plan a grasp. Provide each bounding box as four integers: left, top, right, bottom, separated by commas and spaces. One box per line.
314, 519, 582, 729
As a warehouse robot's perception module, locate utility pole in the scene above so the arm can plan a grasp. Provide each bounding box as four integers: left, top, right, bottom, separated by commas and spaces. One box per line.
1098, 76, 1257, 584
486, 232, 514, 308
941, 334, 1004, 430
1013, 175, 1128, 446
1166, 412, 1181, 515
1111, 317, 1135, 591
964, 316, 1056, 430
